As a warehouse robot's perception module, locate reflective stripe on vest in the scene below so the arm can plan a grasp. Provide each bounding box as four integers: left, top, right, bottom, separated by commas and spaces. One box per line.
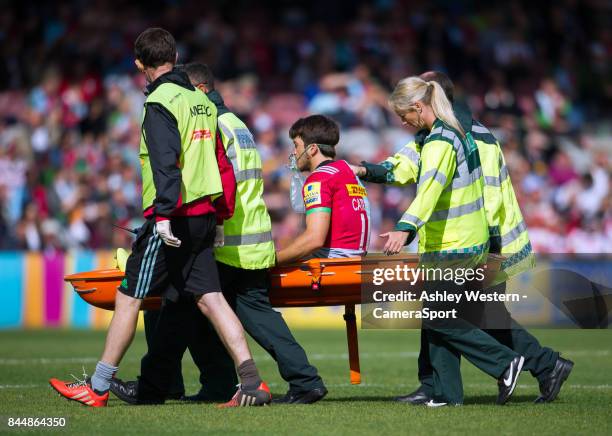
224, 231, 273, 246
501, 220, 527, 246
417, 168, 447, 189
235, 168, 263, 182
429, 197, 484, 222
398, 145, 420, 166
484, 165, 509, 187
215, 113, 275, 270
400, 213, 426, 228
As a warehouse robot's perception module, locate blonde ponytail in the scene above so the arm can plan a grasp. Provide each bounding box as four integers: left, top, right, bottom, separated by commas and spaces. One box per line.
428, 81, 464, 136
389, 76, 464, 137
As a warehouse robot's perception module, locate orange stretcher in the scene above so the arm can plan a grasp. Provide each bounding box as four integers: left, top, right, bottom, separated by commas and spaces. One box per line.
64, 254, 502, 385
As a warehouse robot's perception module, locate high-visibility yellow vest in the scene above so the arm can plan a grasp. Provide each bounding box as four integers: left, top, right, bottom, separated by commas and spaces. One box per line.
380, 140, 421, 186
214, 112, 275, 270
383, 121, 532, 273
394, 119, 489, 256
140, 82, 221, 211
470, 122, 533, 274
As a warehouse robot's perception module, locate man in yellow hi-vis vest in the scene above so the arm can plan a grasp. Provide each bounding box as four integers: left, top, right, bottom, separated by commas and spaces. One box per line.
110, 63, 327, 405
50, 28, 271, 408
184, 63, 327, 404
354, 71, 572, 405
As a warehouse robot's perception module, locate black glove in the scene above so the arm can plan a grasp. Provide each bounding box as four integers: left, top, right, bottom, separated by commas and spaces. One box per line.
404, 229, 416, 246
360, 161, 390, 183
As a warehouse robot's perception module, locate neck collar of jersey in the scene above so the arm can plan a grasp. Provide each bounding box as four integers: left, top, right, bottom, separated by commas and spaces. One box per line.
145, 69, 195, 96
316, 159, 334, 169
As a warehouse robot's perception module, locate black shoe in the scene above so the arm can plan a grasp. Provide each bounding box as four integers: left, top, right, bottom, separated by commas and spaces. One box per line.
109, 378, 165, 405
394, 387, 432, 405
497, 355, 525, 405
272, 387, 328, 404
534, 357, 574, 404
425, 399, 462, 407
109, 378, 139, 405
166, 391, 185, 401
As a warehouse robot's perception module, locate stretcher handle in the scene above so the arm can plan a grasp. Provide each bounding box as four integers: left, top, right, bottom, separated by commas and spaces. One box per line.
343, 304, 361, 384
308, 258, 323, 291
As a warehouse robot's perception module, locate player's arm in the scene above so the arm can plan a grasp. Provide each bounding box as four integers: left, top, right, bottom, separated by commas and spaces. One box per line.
397, 139, 455, 231
212, 127, 237, 222
483, 144, 504, 249
142, 103, 182, 221
382, 140, 455, 254
275, 211, 331, 265
351, 141, 421, 186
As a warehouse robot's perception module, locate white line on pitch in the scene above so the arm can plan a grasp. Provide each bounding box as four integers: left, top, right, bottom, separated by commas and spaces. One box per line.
0, 349, 608, 366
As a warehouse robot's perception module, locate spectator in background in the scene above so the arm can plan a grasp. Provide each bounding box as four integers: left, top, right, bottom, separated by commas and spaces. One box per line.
0, 0, 609, 254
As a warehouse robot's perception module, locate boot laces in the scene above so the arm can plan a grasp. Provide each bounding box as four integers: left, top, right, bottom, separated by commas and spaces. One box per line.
67, 366, 89, 389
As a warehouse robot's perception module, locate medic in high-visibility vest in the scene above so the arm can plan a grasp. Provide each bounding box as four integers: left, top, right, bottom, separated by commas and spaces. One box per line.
276, 115, 370, 265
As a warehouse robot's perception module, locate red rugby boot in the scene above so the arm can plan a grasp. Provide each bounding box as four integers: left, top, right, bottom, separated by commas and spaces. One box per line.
218, 382, 272, 408
49, 376, 108, 407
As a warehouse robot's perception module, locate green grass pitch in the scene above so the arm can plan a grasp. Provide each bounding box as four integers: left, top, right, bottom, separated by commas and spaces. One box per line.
1, 329, 611, 435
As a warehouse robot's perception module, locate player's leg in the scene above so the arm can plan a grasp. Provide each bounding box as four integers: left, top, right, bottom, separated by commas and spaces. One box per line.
196, 293, 253, 364
395, 329, 434, 404
196, 292, 271, 406
178, 214, 270, 406
482, 282, 571, 402
99, 291, 141, 366
133, 297, 192, 403
427, 329, 463, 406
50, 220, 162, 406
95, 221, 166, 392
503, 319, 571, 403
110, 297, 207, 405
481, 282, 562, 380
142, 309, 185, 399
49, 291, 142, 407
184, 303, 237, 402
220, 263, 325, 403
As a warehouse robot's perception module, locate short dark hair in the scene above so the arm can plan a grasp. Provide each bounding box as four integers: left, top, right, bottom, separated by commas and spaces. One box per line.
289, 115, 340, 158
420, 70, 454, 103
184, 62, 215, 90
134, 28, 176, 68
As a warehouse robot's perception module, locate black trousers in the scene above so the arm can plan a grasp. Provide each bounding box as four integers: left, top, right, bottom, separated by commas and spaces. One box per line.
418, 282, 559, 397
138, 296, 237, 403
138, 263, 325, 402
218, 262, 325, 394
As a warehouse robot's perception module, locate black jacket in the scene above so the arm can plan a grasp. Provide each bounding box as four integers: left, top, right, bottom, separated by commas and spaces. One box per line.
142, 70, 195, 217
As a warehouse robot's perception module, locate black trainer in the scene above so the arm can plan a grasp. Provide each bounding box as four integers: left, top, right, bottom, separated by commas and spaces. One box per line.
497, 355, 525, 405
394, 387, 431, 405
109, 378, 139, 405
109, 378, 165, 405
272, 387, 328, 404
534, 357, 574, 403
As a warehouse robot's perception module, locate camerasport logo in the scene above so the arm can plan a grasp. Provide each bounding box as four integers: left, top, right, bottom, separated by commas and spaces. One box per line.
191, 129, 212, 141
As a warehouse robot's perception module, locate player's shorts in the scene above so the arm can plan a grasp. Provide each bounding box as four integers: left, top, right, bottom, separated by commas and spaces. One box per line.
118, 214, 221, 302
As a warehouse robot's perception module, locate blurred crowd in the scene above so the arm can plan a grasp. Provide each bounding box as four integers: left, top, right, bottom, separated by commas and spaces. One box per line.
0, 0, 610, 253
